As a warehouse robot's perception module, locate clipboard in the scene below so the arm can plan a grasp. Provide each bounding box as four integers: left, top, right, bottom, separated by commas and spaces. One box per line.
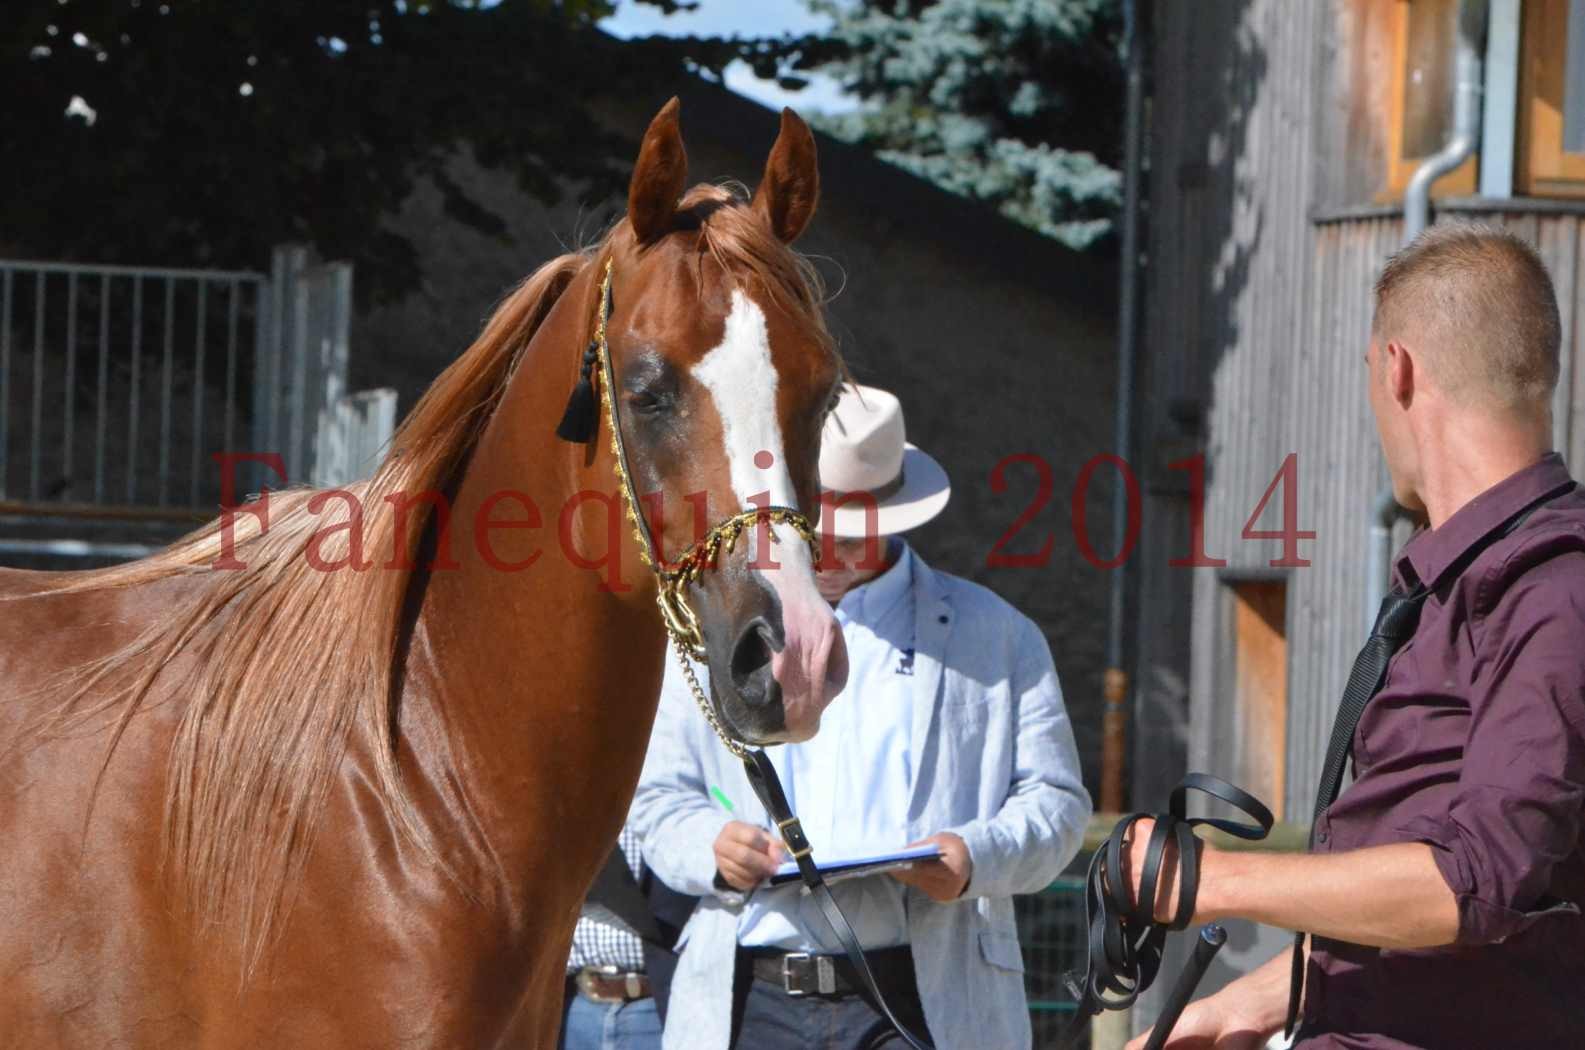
767, 843, 944, 888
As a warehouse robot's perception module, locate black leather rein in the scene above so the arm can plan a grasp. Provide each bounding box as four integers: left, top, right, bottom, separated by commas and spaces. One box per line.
1066, 774, 1274, 1044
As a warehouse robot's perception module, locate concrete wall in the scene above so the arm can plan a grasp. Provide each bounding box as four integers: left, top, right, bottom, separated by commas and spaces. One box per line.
352, 82, 1121, 794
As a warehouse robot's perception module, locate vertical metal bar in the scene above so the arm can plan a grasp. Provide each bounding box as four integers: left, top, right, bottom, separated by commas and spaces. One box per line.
159, 278, 174, 506
127, 276, 142, 503
0, 268, 11, 500
63, 271, 78, 494
1481, 0, 1521, 198
94, 273, 110, 503
190, 279, 207, 506
225, 277, 239, 458
290, 269, 310, 484
1105, 0, 1148, 815
30, 272, 45, 501
250, 276, 269, 497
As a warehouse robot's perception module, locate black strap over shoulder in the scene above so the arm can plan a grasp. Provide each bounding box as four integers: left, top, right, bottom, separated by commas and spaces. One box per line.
741, 749, 936, 1050
1067, 774, 1273, 1038
586, 846, 664, 944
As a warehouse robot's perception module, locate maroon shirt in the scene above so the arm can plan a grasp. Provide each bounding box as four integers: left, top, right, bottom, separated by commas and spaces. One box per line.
1301, 454, 1585, 1049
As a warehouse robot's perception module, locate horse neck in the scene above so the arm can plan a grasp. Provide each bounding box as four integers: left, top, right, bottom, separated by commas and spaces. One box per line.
401, 265, 668, 892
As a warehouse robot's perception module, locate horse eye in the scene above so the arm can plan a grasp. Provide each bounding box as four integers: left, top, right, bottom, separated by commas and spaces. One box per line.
629, 389, 668, 415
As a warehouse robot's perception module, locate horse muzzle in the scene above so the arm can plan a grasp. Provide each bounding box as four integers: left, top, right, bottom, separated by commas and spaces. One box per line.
696, 549, 847, 745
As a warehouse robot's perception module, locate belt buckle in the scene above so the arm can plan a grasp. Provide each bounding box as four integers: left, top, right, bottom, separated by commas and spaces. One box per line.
781, 953, 837, 997
576, 964, 624, 1004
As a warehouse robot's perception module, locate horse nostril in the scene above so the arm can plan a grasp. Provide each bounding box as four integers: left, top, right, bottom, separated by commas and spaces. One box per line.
730, 618, 778, 704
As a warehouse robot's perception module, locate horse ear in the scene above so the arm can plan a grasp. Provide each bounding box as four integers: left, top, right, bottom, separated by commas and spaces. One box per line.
628, 97, 688, 245
753, 108, 820, 244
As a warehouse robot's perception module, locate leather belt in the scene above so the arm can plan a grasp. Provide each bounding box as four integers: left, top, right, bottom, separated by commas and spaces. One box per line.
741, 751, 934, 1049
746, 946, 915, 998
573, 965, 651, 1003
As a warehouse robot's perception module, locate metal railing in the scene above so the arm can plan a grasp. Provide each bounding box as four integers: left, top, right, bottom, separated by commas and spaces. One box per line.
1020, 874, 1091, 1050
0, 249, 397, 569
0, 259, 268, 512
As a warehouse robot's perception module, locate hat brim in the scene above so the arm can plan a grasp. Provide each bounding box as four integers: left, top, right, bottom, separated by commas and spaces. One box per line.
822, 444, 951, 539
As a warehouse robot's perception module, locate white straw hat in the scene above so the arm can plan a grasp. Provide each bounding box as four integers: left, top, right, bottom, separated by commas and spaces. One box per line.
819, 383, 951, 539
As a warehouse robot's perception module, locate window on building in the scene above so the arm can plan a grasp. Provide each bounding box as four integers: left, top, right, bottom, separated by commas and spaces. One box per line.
1337, 0, 1585, 206
1224, 580, 1288, 816
1517, 0, 1585, 196
1385, 0, 1478, 199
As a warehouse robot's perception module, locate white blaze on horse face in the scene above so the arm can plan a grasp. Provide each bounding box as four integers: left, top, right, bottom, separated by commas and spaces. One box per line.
691, 289, 846, 741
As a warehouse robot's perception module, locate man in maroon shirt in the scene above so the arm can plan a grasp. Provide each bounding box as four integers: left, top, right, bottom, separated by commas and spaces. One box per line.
1125, 224, 1585, 1049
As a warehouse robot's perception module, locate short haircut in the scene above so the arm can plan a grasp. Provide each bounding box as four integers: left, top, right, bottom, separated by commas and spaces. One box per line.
1371, 222, 1561, 408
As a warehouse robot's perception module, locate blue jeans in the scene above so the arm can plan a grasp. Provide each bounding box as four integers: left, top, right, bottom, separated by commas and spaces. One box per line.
559, 989, 663, 1050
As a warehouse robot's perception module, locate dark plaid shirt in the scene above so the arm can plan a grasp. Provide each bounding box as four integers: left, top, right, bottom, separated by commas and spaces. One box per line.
1301, 454, 1585, 1048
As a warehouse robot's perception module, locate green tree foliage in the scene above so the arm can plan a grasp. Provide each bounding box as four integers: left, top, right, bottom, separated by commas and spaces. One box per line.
2, 0, 740, 303
801, 0, 1123, 249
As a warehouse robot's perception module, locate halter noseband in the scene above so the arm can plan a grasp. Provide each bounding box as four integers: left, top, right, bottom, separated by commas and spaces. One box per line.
562, 258, 822, 756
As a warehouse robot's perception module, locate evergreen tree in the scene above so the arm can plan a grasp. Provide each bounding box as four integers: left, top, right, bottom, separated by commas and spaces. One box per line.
3, 0, 741, 304
801, 0, 1123, 249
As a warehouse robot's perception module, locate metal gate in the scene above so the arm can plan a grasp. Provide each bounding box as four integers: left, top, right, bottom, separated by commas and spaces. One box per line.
0, 259, 269, 510
0, 246, 395, 564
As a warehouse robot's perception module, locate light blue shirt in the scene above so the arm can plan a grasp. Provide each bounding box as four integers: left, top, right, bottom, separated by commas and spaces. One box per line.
737, 541, 919, 951
634, 547, 1092, 1050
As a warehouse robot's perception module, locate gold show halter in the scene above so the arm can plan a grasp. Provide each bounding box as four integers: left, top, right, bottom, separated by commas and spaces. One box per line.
584, 259, 821, 759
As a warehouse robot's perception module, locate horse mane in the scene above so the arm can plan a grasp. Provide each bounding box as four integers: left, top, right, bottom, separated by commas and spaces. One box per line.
17, 182, 833, 980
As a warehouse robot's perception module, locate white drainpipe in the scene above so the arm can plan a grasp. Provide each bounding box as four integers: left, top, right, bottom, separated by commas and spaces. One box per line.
1367, 0, 1487, 630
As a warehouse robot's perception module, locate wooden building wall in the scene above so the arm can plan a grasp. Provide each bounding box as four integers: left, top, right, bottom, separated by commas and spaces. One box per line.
1134, 1, 1585, 1026
1138, 0, 1585, 830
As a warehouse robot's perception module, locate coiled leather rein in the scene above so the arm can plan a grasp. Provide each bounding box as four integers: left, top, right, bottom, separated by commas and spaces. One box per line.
1066, 774, 1274, 1042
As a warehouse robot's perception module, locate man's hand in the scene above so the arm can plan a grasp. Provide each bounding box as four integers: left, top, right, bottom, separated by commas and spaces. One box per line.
1123, 950, 1293, 1050
713, 821, 784, 892
889, 832, 973, 902
1118, 816, 1203, 924
1122, 996, 1272, 1050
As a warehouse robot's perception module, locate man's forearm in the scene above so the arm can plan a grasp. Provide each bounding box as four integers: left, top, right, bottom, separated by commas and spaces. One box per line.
1197, 842, 1460, 949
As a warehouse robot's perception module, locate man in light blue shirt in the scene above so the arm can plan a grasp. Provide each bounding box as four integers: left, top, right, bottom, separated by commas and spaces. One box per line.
632, 384, 1091, 1050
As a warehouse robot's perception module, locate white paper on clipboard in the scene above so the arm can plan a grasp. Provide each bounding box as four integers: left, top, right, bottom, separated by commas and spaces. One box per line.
767, 843, 944, 890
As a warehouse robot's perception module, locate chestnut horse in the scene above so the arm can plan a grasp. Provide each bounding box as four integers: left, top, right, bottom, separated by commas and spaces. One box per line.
0, 99, 848, 1048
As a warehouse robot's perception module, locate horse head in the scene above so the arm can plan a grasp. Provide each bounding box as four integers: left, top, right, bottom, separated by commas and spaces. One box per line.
576, 98, 849, 745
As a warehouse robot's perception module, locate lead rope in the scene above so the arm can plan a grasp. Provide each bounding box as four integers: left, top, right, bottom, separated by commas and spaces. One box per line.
570, 260, 934, 1050
1065, 775, 1273, 1049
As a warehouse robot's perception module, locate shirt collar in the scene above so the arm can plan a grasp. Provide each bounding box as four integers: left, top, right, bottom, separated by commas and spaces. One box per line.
837, 539, 912, 624
1396, 452, 1573, 589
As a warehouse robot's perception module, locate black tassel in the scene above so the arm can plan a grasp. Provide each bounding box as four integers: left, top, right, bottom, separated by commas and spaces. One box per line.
555, 343, 601, 443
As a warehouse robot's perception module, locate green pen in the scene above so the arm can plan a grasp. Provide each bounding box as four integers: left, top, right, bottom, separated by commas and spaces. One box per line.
709, 785, 736, 813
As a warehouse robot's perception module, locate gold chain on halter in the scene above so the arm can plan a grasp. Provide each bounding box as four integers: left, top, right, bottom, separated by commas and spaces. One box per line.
588, 259, 821, 758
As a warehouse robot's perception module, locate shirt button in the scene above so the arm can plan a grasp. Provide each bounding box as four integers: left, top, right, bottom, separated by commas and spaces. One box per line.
1317, 830, 1329, 844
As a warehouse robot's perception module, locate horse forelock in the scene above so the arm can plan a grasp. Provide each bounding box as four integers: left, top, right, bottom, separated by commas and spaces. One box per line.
670, 182, 836, 360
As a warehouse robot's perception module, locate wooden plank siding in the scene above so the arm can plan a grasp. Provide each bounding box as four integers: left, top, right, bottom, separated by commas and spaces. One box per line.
1137, 0, 1585, 826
